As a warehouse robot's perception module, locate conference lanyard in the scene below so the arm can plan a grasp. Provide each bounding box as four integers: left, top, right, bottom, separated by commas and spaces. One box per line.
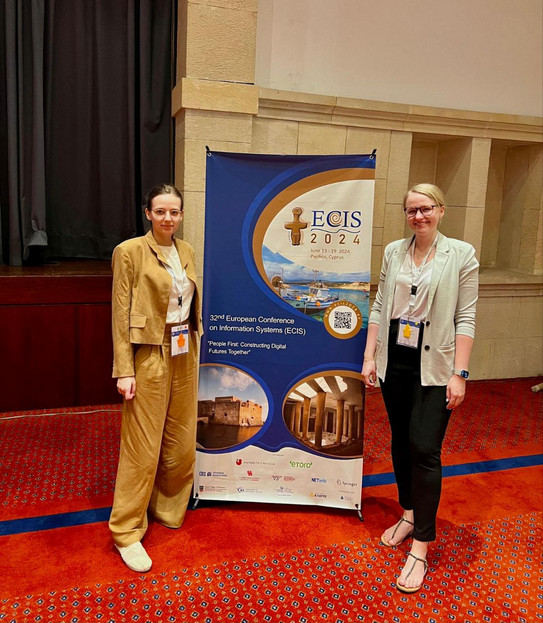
162, 260, 185, 320
162, 259, 189, 356
397, 236, 437, 349
408, 236, 437, 318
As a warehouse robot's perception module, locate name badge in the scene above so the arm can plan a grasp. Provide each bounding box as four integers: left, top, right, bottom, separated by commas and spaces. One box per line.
396, 316, 421, 349
171, 324, 189, 356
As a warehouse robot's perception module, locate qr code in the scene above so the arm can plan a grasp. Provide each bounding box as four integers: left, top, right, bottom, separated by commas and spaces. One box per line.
333, 311, 352, 330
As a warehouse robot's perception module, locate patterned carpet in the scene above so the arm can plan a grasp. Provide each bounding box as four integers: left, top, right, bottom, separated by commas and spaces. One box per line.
364, 377, 543, 471
0, 406, 120, 520
0, 378, 541, 622
1, 501, 541, 623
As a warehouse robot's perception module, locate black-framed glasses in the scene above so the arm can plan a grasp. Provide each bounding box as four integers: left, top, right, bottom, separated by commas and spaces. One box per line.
404, 205, 437, 219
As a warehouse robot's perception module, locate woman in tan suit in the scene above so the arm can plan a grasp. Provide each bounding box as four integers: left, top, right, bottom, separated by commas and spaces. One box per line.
362, 183, 479, 593
110, 184, 203, 572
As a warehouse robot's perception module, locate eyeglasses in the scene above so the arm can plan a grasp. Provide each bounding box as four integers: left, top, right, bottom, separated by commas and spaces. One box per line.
150, 209, 183, 219
404, 205, 437, 219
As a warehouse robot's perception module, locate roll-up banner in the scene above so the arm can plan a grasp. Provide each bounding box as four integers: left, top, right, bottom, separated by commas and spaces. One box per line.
195, 152, 375, 513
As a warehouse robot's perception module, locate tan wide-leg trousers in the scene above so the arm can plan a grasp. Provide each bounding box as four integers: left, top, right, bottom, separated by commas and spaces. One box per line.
109, 327, 199, 547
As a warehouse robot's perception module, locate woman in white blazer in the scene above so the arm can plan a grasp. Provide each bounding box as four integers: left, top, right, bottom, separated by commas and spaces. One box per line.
362, 183, 479, 593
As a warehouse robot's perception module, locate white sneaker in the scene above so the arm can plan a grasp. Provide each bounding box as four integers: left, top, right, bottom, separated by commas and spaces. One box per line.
115, 541, 152, 572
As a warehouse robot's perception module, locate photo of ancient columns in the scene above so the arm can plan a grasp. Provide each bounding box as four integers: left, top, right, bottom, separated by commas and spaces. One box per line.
283, 372, 364, 457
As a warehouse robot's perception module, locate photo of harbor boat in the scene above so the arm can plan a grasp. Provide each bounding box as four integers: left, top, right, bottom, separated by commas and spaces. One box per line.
265, 246, 370, 323
278, 270, 340, 315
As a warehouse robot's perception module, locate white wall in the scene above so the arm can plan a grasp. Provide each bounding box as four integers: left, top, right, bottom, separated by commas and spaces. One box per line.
256, 0, 543, 117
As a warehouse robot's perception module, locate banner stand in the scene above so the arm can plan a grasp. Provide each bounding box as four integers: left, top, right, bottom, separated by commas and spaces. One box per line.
190, 492, 365, 522
194, 150, 376, 518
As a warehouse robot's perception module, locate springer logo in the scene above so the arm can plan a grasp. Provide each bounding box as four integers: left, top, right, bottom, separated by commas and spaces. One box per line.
336, 479, 357, 488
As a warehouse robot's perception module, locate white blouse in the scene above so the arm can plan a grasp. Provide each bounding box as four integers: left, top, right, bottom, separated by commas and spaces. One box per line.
391, 249, 434, 320
159, 245, 195, 324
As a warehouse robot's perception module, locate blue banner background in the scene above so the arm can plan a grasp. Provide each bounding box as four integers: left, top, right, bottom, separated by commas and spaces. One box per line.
200, 152, 375, 457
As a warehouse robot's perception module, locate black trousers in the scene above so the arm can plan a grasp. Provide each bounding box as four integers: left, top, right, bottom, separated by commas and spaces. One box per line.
380, 319, 452, 542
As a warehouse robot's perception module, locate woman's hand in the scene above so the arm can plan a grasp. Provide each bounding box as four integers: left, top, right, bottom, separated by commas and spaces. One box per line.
362, 359, 377, 388
117, 376, 136, 400
446, 375, 466, 409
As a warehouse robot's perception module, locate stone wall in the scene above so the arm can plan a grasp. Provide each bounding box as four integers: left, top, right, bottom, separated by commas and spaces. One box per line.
213, 396, 263, 426
173, 0, 542, 380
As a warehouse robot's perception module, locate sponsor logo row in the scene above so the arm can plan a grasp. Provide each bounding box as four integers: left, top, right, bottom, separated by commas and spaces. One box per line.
198, 470, 358, 489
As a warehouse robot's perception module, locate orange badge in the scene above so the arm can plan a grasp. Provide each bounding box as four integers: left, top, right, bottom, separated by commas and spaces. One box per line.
177, 332, 186, 348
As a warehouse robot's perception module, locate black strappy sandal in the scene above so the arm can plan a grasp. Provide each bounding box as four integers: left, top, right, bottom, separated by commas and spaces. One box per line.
396, 552, 428, 593
380, 516, 414, 547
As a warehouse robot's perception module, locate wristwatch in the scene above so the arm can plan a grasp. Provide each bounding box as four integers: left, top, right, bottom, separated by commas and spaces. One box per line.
453, 369, 469, 379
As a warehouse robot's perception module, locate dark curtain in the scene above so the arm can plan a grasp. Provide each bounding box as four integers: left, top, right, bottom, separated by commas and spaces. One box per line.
0, 0, 173, 265
0, 0, 47, 266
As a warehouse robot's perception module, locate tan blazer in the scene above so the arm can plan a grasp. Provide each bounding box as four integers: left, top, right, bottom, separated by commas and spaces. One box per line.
111, 230, 203, 378
369, 232, 479, 386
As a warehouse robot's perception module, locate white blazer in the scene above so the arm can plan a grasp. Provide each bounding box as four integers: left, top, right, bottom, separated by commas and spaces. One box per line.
369, 232, 479, 386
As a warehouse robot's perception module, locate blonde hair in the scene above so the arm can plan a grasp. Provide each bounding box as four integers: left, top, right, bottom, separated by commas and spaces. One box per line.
403, 183, 446, 209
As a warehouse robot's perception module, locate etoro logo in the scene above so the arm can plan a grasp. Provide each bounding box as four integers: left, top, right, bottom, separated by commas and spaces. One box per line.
290, 460, 313, 468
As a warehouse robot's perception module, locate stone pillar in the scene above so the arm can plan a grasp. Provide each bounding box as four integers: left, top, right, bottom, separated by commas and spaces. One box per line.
314, 390, 326, 448
173, 0, 259, 282
498, 144, 543, 274
335, 399, 345, 444
293, 401, 302, 436
435, 137, 491, 258
347, 404, 356, 441
302, 396, 311, 440
284, 402, 295, 433
382, 131, 413, 250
